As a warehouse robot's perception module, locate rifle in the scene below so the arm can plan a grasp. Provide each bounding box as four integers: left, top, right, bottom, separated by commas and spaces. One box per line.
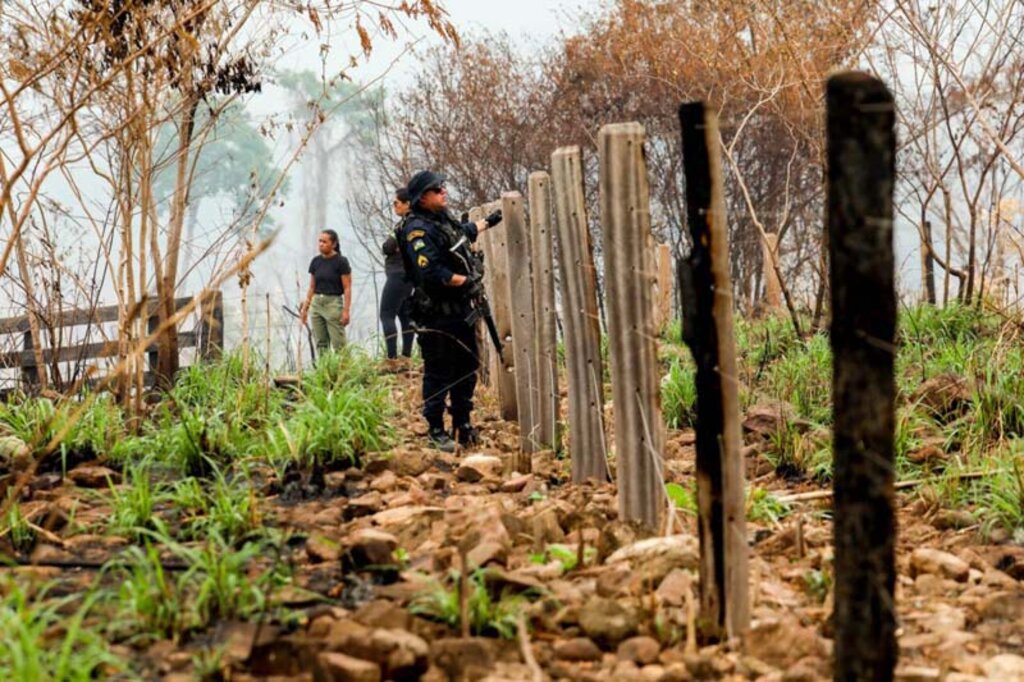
450, 235, 503, 358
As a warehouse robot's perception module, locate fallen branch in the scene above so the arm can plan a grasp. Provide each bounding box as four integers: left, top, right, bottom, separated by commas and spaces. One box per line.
776, 469, 1003, 504
517, 614, 543, 682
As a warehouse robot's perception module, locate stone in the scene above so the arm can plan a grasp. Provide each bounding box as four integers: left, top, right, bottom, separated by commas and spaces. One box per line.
352, 601, 410, 630
553, 637, 603, 662
596, 565, 635, 598
324, 619, 371, 651
369, 470, 398, 493
658, 662, 693, 681
742, 401, 799, 437
911, 373, 970, 419
0, 435, 31, 471
982, 654, 1024, 681
456, 454, 503, 483
907, 445, 948, 466
530, 509, 565, 549
466, 541, 507, 569
430, 638, 495, 681
932, 510, 976, 531
976, 591, 1024, 622
343, 529, 398, 570
346, 492, 383, 519
500, 473, 532, 493
617, 636, 661, 665
578, 597, 639, 647
746, 617, 827, 669
390, 450, 434, 478
68, 465, 120, 488
910, 548, 970, 582
656, 569, 692, 607
307, 533, 342, 563
369, 629, 429, 680
606, 535, 699, 573
314, 652, 381, 682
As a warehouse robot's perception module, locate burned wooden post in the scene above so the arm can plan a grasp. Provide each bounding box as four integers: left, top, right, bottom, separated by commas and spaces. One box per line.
528, 172, 559, 451
478, 200, 518, 420
678, 102, 750, 640
551, 146, 607, 482
503, 191, 538, 468
762, 234, 782, 314
827, 72, 898, 682
598, 122, 664, 527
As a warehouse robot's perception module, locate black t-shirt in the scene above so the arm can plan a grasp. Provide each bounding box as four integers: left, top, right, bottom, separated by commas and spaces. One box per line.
308, 254, 351, 295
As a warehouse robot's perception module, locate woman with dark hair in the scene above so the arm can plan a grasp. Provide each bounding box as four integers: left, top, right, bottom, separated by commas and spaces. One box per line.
379, 188, 415, 360
300, 229, 352, 355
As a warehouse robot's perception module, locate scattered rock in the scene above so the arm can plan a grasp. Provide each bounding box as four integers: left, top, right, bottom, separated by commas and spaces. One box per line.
389, 450, 433, 478
465, 541, 507, 568
343, 529, 399, 570
617, 636, 661, 665
553, 637, 603, 662
606, 535, 700, 579
307, 533, 342, 563
368, 629, 429, 681
932, 510, 976, 531
500, 473, 532, 493
68, 465, 119, 488
746, 617, 827, 669
907, 445, 948, 466
0, 435, 31, 471
656, 568, 693, 607
982, 654, 1024, 681
530, 509, 565, 549
369, 470, 399, 493
430, 638, 495, 681
976, 591, 1024, 623
456, 454, 503, 483
578, 597, 639, 647
314, 652, 381, 682
911, 548, 970, 582
911, 373, 970, 419
742, 401, 800, 437
345, 492, 383, 520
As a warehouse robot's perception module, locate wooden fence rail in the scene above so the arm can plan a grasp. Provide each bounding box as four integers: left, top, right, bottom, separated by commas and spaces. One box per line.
528, 171, 559, 452
0, 291, 223, 395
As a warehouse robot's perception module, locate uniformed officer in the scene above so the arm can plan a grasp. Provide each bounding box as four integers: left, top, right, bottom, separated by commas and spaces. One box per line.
400, 170, 502, 452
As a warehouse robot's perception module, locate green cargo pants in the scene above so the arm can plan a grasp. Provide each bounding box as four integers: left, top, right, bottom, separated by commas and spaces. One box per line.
310, 293, 347, 354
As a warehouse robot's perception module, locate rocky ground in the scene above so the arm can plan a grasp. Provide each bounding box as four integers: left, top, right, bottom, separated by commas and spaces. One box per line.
5, 367, 1024, 681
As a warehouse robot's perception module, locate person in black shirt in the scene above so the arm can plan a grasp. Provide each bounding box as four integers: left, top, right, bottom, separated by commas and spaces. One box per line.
380, 188, 415, 360
300, 229, 352, 355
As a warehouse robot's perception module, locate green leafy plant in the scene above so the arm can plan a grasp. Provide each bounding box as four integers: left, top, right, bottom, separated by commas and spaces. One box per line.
0, 581, 129, 681
661, 358, 697, 429
665, 482, 697, 515
747, 488, 791, 524
411, 569, 532, 639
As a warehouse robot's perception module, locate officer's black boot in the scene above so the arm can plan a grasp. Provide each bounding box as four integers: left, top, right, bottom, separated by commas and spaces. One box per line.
427, 426, 456, 453
454, 423, 480, 447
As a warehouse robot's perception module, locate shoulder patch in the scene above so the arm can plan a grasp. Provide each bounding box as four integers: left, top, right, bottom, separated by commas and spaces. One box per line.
412, 239, 427, 251
417, 254, 429, 268
406, 229, 426, 241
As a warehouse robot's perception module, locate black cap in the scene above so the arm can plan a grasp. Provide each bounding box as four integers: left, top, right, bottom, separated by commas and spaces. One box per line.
406, 170, 446, 205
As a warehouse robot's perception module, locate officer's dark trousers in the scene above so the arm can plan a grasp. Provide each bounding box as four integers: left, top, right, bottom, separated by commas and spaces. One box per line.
380, 273, 414, 358
418, 317, 479, 429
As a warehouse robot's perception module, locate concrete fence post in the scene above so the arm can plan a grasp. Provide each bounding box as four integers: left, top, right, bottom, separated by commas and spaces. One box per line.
551, 146, 607, 482
478, 200, 518, 420
503, 191, 538, 470
528, 172, 559, 451
598, 122, 665, 528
